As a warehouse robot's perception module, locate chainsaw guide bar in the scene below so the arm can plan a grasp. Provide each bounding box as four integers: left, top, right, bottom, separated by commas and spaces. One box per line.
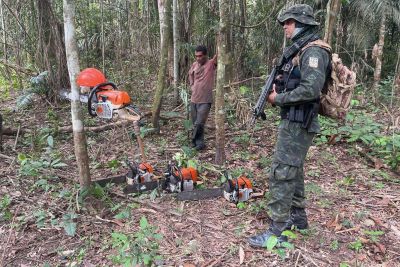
176, 188, 224, 201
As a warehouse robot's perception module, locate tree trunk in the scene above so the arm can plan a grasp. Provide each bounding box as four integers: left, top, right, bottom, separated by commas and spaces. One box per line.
323, 0, 341, 46
214, 0, 228, 165
36, 0, 69, 101
151, 0, 170, 131
172, 0, 179, 106
237, 0, 246, 79
63, 0, 91, 188
391, 45, 400, 108
372, 14, 386, 100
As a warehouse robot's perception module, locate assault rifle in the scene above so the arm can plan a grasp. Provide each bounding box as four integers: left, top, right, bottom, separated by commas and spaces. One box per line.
249, 66, 278, 126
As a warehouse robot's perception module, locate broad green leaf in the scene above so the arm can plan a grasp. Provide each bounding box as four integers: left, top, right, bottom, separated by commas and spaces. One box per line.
47, 135, 54, 148
142, 254, 152, 265
187, 159, 197, 169
264, 235, 278, 250
63, 220, 77, 236
281, 230, 297, 239
114, 209, 130, 220
140, 216, 148, 229
280, 241, 295, 249
18, 153, 27, 162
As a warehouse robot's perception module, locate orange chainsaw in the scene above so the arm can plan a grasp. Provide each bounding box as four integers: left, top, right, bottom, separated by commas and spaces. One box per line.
75, 68, 147, 162
122, 163, 199, 194
176, 171, 253, 203
164, 163, 199, 193
126, 161, 154, 184
223, 175, 253, 203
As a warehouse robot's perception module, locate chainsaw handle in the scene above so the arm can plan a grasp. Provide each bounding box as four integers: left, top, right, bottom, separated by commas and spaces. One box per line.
87, 82, 117, 117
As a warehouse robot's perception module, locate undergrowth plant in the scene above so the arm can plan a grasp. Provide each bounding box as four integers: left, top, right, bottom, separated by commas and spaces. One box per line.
110, 216, 163, 266
317, 108, 400, 170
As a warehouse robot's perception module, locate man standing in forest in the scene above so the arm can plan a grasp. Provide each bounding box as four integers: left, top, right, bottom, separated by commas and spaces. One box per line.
188, 45, 217, 151
248, 4, 331, 247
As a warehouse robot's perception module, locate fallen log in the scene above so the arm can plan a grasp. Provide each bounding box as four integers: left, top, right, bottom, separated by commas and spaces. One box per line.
3, 112, 188, 136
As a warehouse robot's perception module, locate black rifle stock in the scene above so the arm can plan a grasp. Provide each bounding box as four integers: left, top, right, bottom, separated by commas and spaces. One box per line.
249, 67, 278, 126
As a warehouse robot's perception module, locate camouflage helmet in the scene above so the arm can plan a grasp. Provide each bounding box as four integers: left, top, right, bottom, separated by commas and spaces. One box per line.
277, 4, 319, 26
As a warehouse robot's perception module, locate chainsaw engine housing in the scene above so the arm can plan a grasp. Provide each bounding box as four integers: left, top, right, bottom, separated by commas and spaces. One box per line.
223, 176, 253, 203
126, 162, 154, 185
165, 165, 198, 193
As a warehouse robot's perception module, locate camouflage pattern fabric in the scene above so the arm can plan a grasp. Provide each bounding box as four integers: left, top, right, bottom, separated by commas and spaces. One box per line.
277, 4, 320, 26
275, 46, 331, 133
268, 121, 314, 222
268, 30, 330, 222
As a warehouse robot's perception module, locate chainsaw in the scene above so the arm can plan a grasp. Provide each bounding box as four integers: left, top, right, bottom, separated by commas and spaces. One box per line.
123, 163, 199, 194
126, 161, 154, 185
164, 163, 198, 193
176, 172, 253, 203
223, 175, 253, 203
61, 68, 148, 162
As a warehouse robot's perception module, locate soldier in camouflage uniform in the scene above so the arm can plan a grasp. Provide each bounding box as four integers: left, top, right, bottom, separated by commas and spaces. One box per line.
248, 4, 331, 247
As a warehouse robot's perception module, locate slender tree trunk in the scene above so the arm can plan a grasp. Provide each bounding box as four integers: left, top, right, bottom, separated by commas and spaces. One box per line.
323, 0, 341, 46
36, 0, 69, 101
334, 3, 342, 53
151, 0, 170, 131
100, 0, 105, 73
0, 0, 11, 88
391, 45, 400, 108
372, 14, 386, 100
172, 0, 179, 106
63, 0, 91, 188
237, 0, 246, 79
215, 0, 228, 165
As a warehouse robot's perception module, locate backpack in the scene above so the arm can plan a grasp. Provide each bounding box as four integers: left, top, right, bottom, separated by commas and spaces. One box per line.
297, 40, 357, 120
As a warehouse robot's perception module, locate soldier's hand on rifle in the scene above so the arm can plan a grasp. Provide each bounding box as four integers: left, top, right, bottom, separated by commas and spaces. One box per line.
268, 84, 277, 104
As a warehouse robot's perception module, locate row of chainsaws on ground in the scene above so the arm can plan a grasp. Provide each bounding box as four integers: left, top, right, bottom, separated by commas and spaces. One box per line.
65, 68, 257, 203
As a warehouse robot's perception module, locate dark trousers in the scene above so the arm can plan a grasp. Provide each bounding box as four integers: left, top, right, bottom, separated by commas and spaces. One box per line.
190, 103, 211, 147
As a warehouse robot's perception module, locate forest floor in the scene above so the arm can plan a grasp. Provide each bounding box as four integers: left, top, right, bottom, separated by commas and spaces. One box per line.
1, 89, 400, 267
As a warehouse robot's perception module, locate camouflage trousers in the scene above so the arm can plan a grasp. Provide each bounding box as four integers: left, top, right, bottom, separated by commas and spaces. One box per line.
268, 120, 315, 223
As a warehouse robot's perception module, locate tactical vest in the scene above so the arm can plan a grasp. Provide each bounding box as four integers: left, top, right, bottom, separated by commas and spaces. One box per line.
276, 42, 331, 128
276, 55, 316, 125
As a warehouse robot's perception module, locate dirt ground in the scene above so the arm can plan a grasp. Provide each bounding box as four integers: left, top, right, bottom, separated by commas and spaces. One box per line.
1, 92, 400, 267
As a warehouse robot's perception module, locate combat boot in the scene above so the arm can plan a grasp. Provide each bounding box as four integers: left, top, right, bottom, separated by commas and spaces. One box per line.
290, 207, 308, 229
248, 221, 291, 248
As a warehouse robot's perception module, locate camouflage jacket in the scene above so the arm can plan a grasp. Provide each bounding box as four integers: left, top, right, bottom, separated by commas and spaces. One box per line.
274, 39, 330, 133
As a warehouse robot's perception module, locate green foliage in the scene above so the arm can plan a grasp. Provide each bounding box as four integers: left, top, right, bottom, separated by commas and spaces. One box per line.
18, 152, 67, 178
233, 133, 251, 146
264, 235, 278, 250
62, 213, 78, 236
262, 231, 296, 259
173, 148, 199, 170
317, 109, 400, 170
364, 230, 384, 242
0, 195, 12, 221
305, 182, 323, 196
337, 176, 355, 187
110, 216, 163, 266
33, 210, 48, 228
16, 71, 49, 110
236, 202, 246, 210
257, 156, 271, 169
239, 85, 250, 96
330, 239, 339, 251
107, 159, 121, 170
348, 239, 363, 252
